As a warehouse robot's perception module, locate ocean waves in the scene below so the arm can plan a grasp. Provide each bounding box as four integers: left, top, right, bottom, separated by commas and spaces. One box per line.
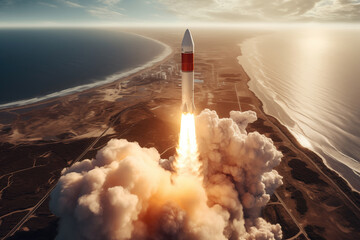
238, 28, 360, 191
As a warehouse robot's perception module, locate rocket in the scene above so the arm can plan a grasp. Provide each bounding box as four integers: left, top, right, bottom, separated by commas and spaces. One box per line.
181, 29, 195, 113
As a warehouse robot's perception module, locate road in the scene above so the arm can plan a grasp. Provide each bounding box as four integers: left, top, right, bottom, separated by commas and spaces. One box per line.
274, 191, 310, 240
234, 84, 309, 240
1, 104, 145, 240
234, 82, 360, 239
259, 103, 360, 216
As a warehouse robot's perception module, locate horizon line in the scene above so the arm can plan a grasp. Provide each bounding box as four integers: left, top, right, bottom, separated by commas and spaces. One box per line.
1, 22, 360, 29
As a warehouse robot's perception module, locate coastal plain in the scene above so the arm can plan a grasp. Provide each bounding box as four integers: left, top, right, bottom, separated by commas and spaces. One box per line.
0, 28, 359, 240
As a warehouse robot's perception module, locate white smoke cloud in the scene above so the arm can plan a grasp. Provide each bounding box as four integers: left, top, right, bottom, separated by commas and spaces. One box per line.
50, 109, 283, 240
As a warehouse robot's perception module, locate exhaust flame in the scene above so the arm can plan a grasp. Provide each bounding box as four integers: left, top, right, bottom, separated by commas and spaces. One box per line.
175, 113, 201, 179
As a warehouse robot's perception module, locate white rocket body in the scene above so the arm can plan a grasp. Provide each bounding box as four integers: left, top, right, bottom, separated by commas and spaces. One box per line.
181, 29, 195, 113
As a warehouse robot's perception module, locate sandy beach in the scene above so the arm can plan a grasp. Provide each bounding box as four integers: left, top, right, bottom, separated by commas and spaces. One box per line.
0, 28, 359, 240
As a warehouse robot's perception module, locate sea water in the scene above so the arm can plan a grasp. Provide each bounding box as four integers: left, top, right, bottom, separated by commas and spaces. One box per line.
0, 28, 169, 109
239, 27, 360, 191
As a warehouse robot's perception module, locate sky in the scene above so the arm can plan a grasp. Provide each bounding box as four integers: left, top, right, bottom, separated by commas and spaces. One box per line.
0, 0, 359, 27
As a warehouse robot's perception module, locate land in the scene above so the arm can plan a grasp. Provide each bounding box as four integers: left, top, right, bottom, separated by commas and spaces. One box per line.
0, 28, 359, 240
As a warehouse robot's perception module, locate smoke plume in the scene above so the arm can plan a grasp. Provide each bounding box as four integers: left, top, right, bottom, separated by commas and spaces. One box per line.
50, 109, 283, 240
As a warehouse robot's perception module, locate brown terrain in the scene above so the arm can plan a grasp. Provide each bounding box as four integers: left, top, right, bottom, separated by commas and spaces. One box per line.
0, 28, 359, 240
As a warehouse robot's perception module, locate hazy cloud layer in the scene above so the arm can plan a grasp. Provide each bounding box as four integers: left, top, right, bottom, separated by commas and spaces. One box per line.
60, 0, 125, 19
1, 0, 358, 24
157, 0, 360, 22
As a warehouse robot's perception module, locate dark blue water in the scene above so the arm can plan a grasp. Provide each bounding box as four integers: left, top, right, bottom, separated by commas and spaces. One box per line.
0, 29, 166, 107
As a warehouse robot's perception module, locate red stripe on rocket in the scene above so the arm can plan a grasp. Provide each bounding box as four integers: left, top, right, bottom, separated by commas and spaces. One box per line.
182, 53, 193, 72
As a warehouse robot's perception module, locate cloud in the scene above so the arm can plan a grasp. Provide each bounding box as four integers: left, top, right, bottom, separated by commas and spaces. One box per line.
50, 109, 283, 239
59, 0, 125, 20
303, 0, 360, 21
63, 0, 84, 8
38, 2, 58, 8
97, 0, 122, 5
157, 0, 360, 22
87, 7, 124, 19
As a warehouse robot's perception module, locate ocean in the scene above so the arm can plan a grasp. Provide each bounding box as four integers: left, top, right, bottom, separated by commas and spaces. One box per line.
238, 27, 360, 191
0, 28, 170, 109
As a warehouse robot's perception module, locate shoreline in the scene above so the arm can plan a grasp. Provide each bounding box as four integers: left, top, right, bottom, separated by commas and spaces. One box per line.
237, 35, 360, 193
252, 86, 360, 207
0, 31, 173, 111
234, 39, 360, 207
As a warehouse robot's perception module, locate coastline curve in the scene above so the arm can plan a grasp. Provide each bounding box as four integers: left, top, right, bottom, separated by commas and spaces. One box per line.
0, 31, 172, 110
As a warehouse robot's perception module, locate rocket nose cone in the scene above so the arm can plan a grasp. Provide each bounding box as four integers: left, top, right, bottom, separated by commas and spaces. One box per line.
181, 29, 194, 53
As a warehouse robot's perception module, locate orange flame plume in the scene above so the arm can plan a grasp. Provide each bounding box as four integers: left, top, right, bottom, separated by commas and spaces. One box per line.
175, 113, 202, 179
